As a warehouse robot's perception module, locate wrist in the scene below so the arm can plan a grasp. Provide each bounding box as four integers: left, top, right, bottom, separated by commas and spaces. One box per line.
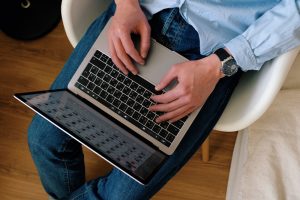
209, 54, 225, 79
115, 0, 139, 6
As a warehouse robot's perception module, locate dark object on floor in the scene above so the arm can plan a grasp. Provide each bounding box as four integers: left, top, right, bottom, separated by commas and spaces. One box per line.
0, 0, 61, 40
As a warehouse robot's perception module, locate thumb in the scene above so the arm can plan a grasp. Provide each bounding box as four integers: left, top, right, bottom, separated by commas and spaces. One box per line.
156, 67, 178, 91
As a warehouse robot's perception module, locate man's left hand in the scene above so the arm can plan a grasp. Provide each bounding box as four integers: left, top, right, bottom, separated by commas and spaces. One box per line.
149, 54, 224, 123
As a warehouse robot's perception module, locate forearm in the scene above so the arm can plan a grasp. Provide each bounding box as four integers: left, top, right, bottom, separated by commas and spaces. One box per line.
225, 0, 300, 71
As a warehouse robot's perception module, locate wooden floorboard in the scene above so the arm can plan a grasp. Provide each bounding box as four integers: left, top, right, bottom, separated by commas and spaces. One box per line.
0, 22, 237, 199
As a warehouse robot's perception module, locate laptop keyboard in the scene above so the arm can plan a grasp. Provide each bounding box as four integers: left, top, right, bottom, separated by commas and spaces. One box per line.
75, 50, 187, 147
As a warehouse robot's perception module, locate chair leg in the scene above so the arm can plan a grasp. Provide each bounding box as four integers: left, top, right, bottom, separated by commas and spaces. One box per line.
201, 136, 210, 162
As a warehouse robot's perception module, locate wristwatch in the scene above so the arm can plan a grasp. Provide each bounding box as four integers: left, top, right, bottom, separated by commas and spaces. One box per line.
214, 48, 239, 77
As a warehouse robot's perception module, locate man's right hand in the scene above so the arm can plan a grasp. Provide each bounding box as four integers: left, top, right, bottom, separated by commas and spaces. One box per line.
108, 0, 151, 75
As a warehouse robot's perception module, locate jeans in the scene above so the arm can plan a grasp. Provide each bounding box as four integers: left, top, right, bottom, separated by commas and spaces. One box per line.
28, 4, 242, 200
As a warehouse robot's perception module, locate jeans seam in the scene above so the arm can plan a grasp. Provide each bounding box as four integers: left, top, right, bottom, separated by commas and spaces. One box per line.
161, 8, 179, 35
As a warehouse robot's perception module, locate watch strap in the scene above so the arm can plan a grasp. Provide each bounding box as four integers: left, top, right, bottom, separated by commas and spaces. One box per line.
214, 48, 231, 61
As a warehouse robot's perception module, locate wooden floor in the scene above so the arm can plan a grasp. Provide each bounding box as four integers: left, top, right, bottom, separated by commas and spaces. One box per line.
0, 22, 237, 200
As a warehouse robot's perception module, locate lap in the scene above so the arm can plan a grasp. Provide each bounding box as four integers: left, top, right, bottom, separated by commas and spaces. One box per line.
28, 5, 242, 199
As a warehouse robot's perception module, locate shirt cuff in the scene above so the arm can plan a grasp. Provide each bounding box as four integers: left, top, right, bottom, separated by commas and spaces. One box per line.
224, 35, 263, 71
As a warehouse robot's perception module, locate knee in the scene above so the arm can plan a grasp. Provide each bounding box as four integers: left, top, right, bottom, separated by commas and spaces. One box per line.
27, 115, 66, 154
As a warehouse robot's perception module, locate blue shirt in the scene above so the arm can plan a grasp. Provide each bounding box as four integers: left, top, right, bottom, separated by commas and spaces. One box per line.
140, 0, 300, 71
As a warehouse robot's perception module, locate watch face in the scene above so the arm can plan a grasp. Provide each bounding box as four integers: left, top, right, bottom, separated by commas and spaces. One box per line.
223, 59, 239, 76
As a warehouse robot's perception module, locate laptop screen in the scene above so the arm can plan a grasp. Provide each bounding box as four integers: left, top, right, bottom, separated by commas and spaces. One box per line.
15, 90, 167, 184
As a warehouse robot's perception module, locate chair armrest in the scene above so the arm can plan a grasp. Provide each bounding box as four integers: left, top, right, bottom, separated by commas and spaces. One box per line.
215, 47, 300, 132
61, 0, 112, 47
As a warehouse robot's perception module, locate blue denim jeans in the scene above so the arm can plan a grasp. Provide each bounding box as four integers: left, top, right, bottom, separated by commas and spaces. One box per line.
28, 4, 242, 200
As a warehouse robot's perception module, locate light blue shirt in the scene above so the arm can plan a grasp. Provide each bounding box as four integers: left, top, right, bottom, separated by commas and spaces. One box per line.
140, 0, 300, 71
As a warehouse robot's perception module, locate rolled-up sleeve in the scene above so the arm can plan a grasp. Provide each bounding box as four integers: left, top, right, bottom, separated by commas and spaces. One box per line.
225, 0, 300, 71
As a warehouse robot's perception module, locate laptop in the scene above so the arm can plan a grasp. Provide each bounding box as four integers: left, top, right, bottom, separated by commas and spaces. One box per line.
14, 20, 201, 185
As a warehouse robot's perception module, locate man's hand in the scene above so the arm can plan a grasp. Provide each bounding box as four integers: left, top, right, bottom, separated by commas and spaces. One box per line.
108, 0, 151, 75
149, 54, 224, 123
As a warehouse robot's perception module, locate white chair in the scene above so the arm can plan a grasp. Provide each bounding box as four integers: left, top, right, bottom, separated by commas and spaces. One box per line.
61, 0, 300, 161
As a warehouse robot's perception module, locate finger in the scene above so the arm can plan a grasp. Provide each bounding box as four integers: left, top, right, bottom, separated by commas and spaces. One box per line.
156, 105, 191, 123
169, 107, 196, 123
109, 38, 128, 74
149, 97, 187, 112
151, 86, 182, 104
114, 38, 138, 75
155, 66, 178, 91
120, 34, 145, 65
139, 23, 151, 58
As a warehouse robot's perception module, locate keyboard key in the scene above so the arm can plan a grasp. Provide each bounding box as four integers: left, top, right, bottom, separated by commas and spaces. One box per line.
167, 124, 179, 135
127, 98, 135, 107
91, 66, 99, 74
117, 74, 125, 82
160, 121, 169, 129
107, 86, 115, 94
88, 73, 96, 82
122, 87, 131, 95
136, 95, 144, 104
87, 82, 96, 91
103, 74, 112, 83
125, 107, 134, 116
132, 112, 141, 120
94, 50, 102, 58
173, 120, 184, 129
104, 66, 112, 74
106, 95, 114, 103
143, 90, 152, 99
93, 86, 101, 95
97, 70, 105, 78
166, 134, 175, 143
119, 103, 128, 112
152, 125, 161, 133
139, 116, 148, 125
129, 91, 138, 99
120, 94, 128, 103
140, 107, 148, 116
109, 78, 118, 86
90, 57, 106, 69
100, 82, 109, 90
112, 99, 121, 107
142, 99, 151, 108
100, 54, 109, 62
146, 121, 154, 129
113, 90, 122, 98
110, 70, 118, 78
159, 129, 168, 138
100, 90, 108, 99
130, 82, 139, 90
124, 78, 132, 87
116, 82, 125, 91
77, 76, 89, 86
133, 103, 142, 112
137, 86, 145, 94
146, 112, 155, 120
94, 77, 102, 86
107, 58, 114, 66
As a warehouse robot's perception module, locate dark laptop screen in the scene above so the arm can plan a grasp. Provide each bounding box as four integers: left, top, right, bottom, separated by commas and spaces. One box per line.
15, 90, 167, 184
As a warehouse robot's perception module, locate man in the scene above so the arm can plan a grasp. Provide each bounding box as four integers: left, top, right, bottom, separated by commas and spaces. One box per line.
28, 0, 300, 199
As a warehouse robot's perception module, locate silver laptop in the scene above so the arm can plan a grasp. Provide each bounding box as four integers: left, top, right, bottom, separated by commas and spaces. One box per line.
14, 20, 201, 184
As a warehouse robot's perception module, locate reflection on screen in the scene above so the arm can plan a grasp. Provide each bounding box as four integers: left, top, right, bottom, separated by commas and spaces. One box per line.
21, 91, 166, 182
